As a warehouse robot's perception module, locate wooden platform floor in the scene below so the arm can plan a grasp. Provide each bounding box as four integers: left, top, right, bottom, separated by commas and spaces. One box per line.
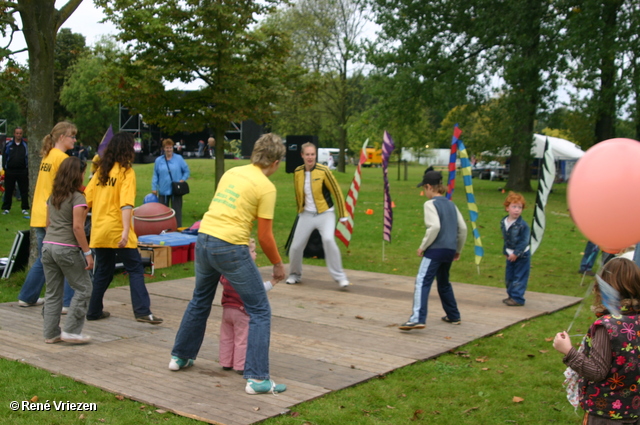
0, 265, 581, 424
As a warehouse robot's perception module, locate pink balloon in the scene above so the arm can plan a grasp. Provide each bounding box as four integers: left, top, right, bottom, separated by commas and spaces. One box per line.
568, 138, 640, 252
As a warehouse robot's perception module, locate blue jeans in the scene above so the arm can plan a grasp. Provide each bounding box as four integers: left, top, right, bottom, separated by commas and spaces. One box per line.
505, 253, 530, 305
579, 241, 599, 272
408, 257, 460, 324
18, 227, 75, 306
172, 234, 272, 380
87, 248, 152, 319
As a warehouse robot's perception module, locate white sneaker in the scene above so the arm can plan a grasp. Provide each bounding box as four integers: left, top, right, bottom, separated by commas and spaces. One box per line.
2, 210, 9, 215
61, 307, 69, 315
22, 209, 29, 215
18, 298, 45, 307
285, 276, 300, 285
338, 280, 350, 288
61, 331, 91, 344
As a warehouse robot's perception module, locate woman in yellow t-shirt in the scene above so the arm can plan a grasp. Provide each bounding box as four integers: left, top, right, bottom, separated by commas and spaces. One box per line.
84, 132, 162, 324
170, 133, 287, 395
17, 121, 77, 309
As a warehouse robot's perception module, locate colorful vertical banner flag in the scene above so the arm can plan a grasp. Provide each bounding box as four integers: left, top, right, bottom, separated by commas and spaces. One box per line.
97, 125, 114, 157
382, 131, 395, 242
456, 133, 484, 267
446, 126, 461, 199
530, 138, 556, 255
335, 139, 369, 247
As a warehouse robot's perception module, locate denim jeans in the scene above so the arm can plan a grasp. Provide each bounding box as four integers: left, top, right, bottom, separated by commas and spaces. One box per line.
87, 247, 152, 319
408, 257, 460, 324
505, 253, 531, 305
172, 233, 272, 380
19, 227, 75, 306
579, 241, 599, 272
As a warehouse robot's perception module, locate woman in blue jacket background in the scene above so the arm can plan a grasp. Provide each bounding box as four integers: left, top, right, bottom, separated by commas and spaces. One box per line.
152, 138, 190, 227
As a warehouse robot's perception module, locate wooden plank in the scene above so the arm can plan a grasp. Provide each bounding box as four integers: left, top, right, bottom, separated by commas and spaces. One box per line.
0, 266, 581, 425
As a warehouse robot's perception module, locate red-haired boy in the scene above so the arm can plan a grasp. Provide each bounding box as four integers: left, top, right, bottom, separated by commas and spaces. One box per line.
501, 192, 530, 306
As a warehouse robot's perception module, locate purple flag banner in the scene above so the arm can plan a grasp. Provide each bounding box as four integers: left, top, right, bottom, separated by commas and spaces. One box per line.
382, 131, 395, 242
97, 125, 114, 157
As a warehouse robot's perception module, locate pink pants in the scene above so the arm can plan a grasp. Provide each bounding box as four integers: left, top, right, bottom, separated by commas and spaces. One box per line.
219, 307, 249, 371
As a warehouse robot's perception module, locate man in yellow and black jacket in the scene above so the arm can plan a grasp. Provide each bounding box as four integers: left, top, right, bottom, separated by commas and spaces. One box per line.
287, 142, 350, 288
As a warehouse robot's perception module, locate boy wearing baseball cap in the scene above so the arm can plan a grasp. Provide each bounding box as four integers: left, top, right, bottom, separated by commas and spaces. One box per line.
399, 170, 467, 330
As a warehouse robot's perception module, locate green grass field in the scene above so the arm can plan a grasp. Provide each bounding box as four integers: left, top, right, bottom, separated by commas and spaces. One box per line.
0, 158, 596, 424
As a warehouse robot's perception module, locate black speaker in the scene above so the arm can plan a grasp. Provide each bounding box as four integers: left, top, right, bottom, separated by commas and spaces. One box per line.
285, 135, 318, 173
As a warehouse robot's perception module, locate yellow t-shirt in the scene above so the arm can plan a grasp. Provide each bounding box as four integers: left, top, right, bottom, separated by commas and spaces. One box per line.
30, 148, 69, 227
85, 163, 138, 249
199, 164, 276, 245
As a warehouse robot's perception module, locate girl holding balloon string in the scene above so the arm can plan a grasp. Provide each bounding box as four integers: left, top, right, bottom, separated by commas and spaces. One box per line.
553, 258, 640, 424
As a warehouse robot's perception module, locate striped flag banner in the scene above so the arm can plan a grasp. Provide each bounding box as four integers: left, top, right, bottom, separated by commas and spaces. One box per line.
456, 131, 484, 267
382, 131, 395, 242
335, 139, 369, 247
446, 127, 460, 199
530, 138, 556, 255
97, 125, 114, 157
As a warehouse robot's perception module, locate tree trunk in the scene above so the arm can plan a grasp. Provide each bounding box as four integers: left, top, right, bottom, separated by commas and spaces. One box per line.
212, 123, 228, 190
503, 0, 543, 193
19, 0, 83, 263
593, 0, 623, 143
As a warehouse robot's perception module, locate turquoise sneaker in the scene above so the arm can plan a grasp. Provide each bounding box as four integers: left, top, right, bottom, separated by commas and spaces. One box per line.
168, 356, 194, 371
245, 379, 287, 395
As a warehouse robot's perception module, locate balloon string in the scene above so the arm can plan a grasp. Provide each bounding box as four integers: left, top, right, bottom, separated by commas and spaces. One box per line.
567, 280, 594, 334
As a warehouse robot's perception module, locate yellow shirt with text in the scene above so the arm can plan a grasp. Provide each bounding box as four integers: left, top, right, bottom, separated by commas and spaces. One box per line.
30, 148, 69, 228
85, 163, 138, 248
199, 164, 276, 245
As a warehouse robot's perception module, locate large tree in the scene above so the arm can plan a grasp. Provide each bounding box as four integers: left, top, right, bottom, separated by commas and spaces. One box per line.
60, 41, 119, 146
1, 0, 82, 261
95, 0, 292, 186
53, 28, 87, 123
270, 0, 369, 172
367, 0, 562, 191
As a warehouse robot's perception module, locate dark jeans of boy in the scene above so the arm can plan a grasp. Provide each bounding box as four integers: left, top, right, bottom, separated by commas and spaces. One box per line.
505, 253, 530, 305
408, 257, 460, 324
87, 248, 152, 319
19, 227, 75, 306
579, 241, 599, 272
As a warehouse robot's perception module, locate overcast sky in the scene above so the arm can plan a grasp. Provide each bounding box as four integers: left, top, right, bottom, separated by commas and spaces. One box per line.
4, 2, 116, 64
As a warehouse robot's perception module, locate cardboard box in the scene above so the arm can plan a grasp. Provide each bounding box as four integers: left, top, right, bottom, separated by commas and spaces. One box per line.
138, 244, 172, 269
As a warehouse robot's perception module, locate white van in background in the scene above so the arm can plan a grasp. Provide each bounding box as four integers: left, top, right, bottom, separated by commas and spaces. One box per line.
317, 148, 340, 167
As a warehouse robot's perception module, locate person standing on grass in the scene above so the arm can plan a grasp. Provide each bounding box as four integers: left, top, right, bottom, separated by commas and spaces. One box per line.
399, 170, 467, 331
500, 191, 530, 307
553, 258, 640, 424
219, 238, 275, 375
17, 121, 78, 309
151, 138, 190, 228
285, 142, 350, 288
2, 127, 30, 215
578, 241, 599, 276
42, 157, 93, 344
169, 133, 287, 396
84, 132, 163, 325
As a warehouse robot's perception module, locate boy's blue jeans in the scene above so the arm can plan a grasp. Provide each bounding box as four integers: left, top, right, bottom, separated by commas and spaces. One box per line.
408, 256, 460, 324
505, 253, 530, 305
579, 241, 599, 272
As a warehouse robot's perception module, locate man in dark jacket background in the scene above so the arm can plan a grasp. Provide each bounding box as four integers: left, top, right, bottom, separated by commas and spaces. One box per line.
2, 127, 30, 215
